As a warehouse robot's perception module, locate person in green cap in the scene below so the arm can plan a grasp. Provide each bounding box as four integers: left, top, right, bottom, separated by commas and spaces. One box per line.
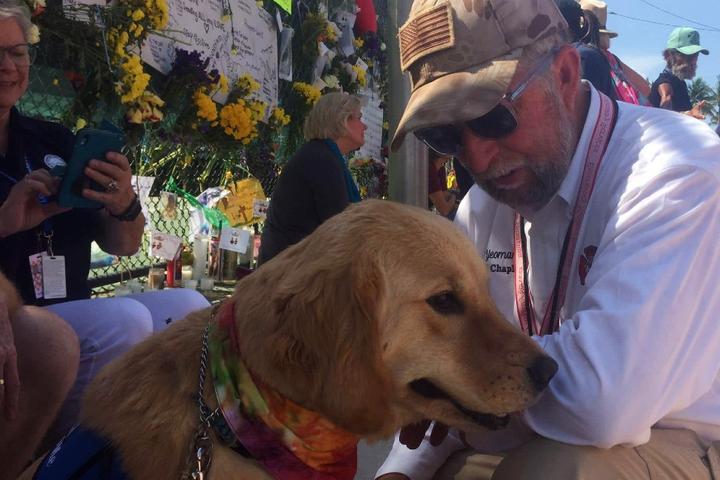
649, 27, 709, 118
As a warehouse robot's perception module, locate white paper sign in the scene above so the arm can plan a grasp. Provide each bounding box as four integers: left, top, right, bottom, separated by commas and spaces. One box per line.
219, 227, 250, 253
131, 175, 154, 227
357, 94, 383, 161
62, 0, 106, 22
150, 232, 183, 260
141, 0, 279, 106
62, 0, 105, 6
252, 199, 269, 220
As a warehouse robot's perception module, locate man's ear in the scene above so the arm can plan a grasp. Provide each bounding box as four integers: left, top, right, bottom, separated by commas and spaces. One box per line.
552, 45, 582, 109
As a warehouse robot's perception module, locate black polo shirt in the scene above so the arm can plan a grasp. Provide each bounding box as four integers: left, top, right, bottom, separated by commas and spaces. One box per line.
649, 70, 692, 112
258, 139, 350, 265
578, 45, 617, 101
0, 108, 101, 305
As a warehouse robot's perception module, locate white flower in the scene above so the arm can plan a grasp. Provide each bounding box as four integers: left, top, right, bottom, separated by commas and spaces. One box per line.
33, 0, 46, 8
28, 24, 40, 44
323, 75, 340, 89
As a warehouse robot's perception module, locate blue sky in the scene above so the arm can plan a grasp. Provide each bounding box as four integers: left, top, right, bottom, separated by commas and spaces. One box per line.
605, 0, 720, 88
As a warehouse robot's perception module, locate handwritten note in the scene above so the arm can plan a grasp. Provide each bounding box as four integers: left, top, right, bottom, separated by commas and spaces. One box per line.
219, 227, 251, 253
62, 0, 105, 5
357, 94, 384, 161
62, 0, 106, 21
217, 178, 267, 226
141, 0, 278, 106
131, 175, 155, 227
150, 232, 183, 260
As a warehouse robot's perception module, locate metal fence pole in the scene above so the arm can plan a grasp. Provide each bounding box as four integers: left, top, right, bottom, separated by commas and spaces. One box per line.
385, 0, 428, 208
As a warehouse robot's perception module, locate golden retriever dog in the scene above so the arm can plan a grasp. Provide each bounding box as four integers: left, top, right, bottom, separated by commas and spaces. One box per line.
22, 199, 556, 480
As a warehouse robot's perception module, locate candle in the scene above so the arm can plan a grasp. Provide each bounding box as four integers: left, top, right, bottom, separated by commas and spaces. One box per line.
193, 235, 209, 280
115, 284, 131, 297
200, 277, 215, 290
181, 266, 193, 282
127, 278, 142, 294
147, 268, 165, 290
166, 259, 176, 288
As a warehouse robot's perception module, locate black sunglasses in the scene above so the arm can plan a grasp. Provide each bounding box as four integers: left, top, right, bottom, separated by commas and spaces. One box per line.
413, 50, 557, 157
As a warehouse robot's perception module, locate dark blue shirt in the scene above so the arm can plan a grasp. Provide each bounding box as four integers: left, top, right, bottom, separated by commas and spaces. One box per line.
578, 44, 617, 100
649, 70, 692, 112
0, 108, 101, 305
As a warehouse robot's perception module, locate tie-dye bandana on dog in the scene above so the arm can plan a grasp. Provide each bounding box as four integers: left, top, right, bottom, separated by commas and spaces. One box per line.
209, 301, 359, 480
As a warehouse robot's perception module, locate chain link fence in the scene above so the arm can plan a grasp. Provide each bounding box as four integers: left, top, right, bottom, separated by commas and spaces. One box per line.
18, 14, 390, 293
87, 197, 194, 296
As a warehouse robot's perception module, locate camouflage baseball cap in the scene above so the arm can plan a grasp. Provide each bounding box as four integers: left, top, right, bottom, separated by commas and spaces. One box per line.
392, 0, 567, 151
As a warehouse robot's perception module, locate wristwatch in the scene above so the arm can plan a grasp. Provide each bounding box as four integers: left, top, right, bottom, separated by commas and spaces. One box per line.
110, 194, 143, 222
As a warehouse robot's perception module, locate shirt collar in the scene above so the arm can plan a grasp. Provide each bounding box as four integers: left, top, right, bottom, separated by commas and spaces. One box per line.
8, 107, 38, 135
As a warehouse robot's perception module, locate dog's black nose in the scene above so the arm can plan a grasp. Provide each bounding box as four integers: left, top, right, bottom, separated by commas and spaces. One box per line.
527, 355, 558, 390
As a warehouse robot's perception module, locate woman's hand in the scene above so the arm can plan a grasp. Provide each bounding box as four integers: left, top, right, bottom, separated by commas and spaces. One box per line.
0, 169, 68, 238
82, 151, 135, 216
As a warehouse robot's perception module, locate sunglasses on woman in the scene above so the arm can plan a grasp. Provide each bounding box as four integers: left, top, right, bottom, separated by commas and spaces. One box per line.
413, 49, 558, 157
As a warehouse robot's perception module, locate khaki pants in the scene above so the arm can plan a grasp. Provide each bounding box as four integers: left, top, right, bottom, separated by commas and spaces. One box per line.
434, 429, 720, 480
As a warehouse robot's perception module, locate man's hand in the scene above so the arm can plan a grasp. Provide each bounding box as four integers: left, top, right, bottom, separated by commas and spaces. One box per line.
0, 297, 19, 421
0, 169, 69, 238
82, 151, 135, 216
399, 420, 450, 449
687, 100, 707, 120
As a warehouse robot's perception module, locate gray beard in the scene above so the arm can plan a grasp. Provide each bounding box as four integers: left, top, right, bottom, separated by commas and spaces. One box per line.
473, 96, 575, 212
671, 63, 696, 80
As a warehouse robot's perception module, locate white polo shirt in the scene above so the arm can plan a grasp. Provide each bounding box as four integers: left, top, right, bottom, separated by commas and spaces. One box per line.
377, 84, 720, 479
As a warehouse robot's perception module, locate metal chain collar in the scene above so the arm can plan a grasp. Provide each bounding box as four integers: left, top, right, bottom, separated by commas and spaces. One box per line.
182, 306, 220, 480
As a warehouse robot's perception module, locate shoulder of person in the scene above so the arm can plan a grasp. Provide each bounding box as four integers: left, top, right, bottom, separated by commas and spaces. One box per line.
578, 46, 612, 76
610, 103, 720, 181
294, 140, 343, 169
13, 111, 75, 152
655, 70, 676, 85
14, 111, 73, 140
578, 45, 607, 61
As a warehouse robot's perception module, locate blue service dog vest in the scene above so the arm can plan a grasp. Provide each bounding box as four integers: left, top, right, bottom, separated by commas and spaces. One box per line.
33, 426, 128, 480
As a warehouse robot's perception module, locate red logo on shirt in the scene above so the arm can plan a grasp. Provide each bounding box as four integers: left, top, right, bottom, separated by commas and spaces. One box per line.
578, 246, 598, 286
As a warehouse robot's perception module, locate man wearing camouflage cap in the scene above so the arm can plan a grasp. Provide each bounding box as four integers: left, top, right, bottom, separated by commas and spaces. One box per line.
376, 0, 720, 478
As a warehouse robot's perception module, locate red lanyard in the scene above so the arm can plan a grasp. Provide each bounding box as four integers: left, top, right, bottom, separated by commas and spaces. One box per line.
513, 92, 617, 336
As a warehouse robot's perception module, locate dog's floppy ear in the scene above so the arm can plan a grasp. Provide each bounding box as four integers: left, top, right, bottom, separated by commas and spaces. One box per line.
267, 250, 383, 385
264, 247, 393, 433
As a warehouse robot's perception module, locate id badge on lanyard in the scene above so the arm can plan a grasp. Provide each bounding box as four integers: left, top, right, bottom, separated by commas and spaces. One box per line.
4, 155, 68, 300
30, 231, 67, 300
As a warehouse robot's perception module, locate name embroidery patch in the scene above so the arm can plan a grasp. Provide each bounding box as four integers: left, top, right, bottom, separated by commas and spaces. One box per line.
485, 249, 514, 275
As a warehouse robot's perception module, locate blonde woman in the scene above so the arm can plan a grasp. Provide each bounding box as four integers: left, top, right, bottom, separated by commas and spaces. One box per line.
259, 92, 367, 265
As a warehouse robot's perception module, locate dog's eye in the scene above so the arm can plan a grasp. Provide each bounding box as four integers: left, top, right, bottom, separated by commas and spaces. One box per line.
426, 292, 464, 315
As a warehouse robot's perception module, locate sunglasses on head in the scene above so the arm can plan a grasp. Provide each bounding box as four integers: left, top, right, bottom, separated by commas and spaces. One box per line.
413, 49, 558, 157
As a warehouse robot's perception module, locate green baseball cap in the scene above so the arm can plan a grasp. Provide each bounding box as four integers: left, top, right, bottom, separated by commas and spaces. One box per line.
667, 27, 709, 55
